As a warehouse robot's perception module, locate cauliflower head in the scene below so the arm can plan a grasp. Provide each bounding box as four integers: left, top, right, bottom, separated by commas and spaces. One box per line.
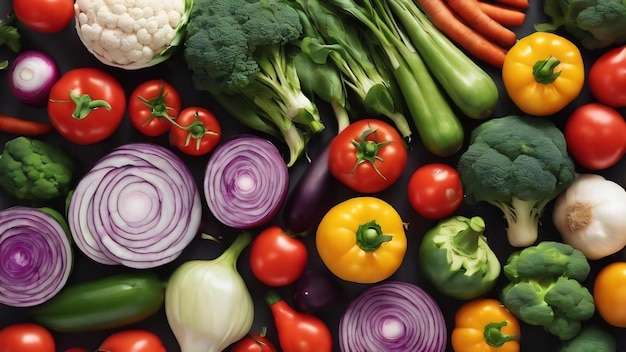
75, 0, 193, 69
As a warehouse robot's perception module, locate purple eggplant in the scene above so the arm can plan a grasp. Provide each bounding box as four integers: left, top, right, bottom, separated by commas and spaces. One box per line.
293, 269, 339, 313
282, 142, 338, 235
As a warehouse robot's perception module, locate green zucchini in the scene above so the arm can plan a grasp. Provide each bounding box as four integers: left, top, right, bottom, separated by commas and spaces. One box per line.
31, 271, 164, 333
391, 0, 500, 120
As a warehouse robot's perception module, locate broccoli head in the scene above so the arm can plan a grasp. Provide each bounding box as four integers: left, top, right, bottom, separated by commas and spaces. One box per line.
184, 0, 303, 94
0, 137, 77, 202
559, 325, 617, 352
535, 0, 626, 50
500, 241, 595, 341
457, 115, 576, 247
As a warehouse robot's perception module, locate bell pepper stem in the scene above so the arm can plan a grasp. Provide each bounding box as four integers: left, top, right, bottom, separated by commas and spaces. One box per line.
451, 216, 485, 255
356, 220, 392, 251
484, 321, 518, 347
532, 56, 561, 84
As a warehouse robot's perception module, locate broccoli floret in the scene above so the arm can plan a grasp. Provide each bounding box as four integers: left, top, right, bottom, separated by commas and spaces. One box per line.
457, 115, 576, 247
559, 325, 616, 352
184, 0, 323, 166
0, 137, 77, 202
500, 241, 595, 341
535, 0, 626, 50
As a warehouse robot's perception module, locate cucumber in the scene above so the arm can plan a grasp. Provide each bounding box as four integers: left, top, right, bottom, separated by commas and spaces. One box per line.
392, 0, 499, 120
31, 271, 164, 333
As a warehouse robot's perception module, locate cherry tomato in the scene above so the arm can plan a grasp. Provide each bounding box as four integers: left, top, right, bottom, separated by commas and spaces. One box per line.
13, 0, 74, 33
594, 262, 626, 328
230, 332, 278, 352
407, 163, 464, 219
564, 103, 626, 170
588, 45, 626, 108
98, 330, 166, 352
249, 226, 308, 287
169, 106, 221, 156
329, 119, 407, 193
129, 80, 181, 137
48, 67, 126, 145
0, 323, 55, 352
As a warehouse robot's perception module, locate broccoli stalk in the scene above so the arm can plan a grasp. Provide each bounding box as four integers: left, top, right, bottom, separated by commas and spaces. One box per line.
183, 0, 323, 166
491, 197, 550, 248
500, 242, 595, 341
457, 115, 576, 247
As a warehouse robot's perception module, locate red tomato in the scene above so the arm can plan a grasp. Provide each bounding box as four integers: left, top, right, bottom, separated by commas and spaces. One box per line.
249, 226, 308, 287
48, 68, 126, 144
329, 119, 407, 193
564, 103, 626, 170
0, 323, 55, 352
169, 106, 221, 156
129, 80, 181, 137
98, 330, 166, 352
230, 332, 278, 352
407, 163, 464, 220
588, 45, 626, 108
13, 0, 74, 33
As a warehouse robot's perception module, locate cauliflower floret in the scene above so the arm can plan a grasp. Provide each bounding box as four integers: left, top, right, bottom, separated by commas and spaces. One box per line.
74, 0, 191, 69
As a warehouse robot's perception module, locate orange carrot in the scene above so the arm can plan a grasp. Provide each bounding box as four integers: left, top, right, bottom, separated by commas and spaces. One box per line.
493, 0, 529, 10
415, 0, 508, 68
478, 1, 526, 27
447, 0, 518, 48
0, 115, 53, 136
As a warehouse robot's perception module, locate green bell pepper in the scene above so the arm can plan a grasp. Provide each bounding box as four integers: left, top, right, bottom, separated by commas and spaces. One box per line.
418, 216, 501, 300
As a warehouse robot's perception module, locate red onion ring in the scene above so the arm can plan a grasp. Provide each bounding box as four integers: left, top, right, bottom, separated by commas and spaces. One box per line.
0, 206, 72, 307
339, 281, 447, 352
204, 135, 289, 229
68, 143, 201, 268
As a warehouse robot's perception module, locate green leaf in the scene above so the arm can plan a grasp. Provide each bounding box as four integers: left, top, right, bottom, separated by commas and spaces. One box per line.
0, 26, 20, 53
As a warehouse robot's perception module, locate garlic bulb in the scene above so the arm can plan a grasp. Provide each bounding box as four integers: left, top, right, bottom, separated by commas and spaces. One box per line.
552, 174, 626, 260
165, 232, 254, 352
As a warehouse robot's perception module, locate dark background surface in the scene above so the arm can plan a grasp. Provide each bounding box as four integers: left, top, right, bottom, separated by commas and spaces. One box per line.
0, 1, 625, 351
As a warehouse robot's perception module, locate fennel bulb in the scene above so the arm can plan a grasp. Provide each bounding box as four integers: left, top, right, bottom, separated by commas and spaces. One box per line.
165, 232, 254, 352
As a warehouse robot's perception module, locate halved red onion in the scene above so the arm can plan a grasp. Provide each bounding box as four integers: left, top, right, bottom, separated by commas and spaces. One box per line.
0, 206, 73, 307
67, 143, 201, 268
204, 135, 289, 229
339, 281, 447, 352
8, 50, 59, 107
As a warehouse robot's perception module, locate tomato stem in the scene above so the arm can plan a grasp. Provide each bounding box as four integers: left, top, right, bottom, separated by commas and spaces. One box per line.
68, 90, 112, 119
180, 110, 219, 150
351, 127, 391, 179
136, 82, 177, 126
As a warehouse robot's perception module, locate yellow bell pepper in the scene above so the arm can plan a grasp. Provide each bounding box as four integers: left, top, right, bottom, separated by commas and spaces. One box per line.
502, 32, 584, 116
315, 196, 407, 284
451, 298, 521, 352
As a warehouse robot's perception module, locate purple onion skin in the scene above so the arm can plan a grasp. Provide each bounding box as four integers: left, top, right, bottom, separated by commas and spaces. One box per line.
283, 142, 338, 236
8, 50, 59, 107
293, 269, 339, 313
